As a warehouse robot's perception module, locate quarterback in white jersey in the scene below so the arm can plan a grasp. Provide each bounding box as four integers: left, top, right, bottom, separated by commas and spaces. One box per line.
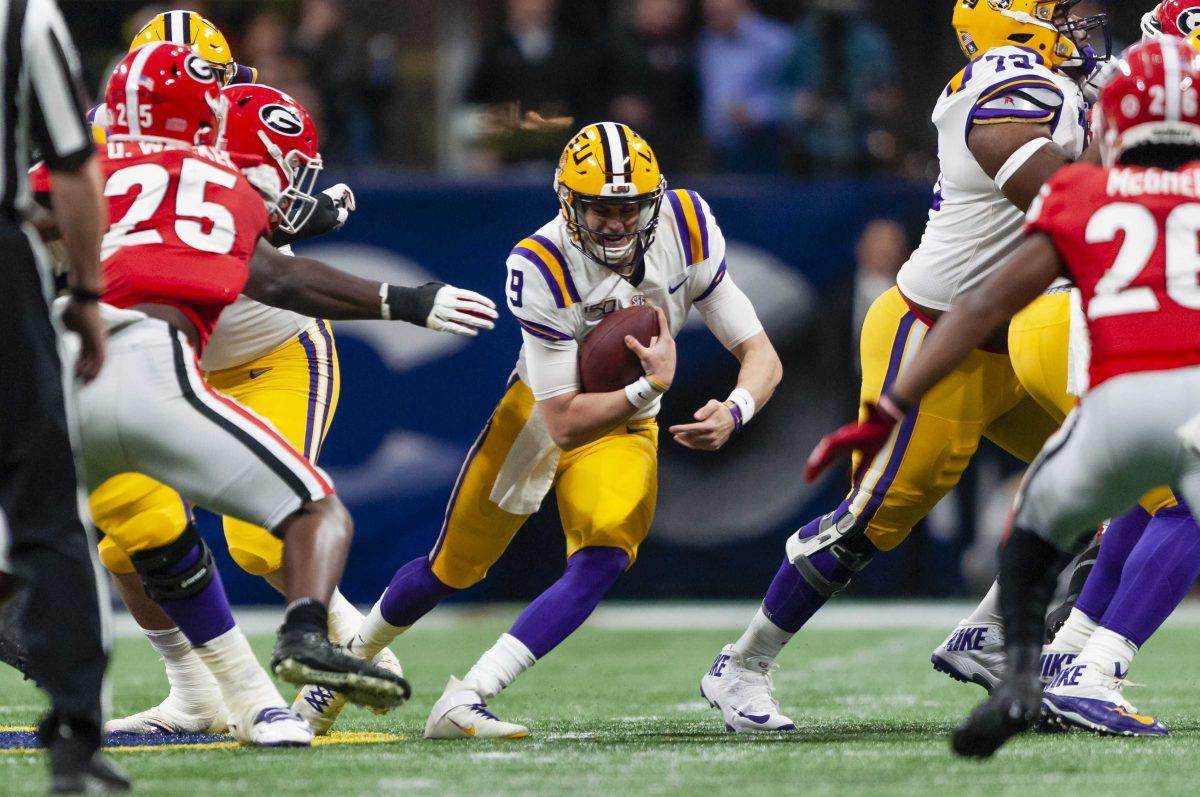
296, 121, 783, 739
700, 0, 1113, 734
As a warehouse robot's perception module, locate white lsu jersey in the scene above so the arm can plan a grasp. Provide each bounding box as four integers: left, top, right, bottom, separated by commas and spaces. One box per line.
199, 244, 316, 372
505, 189, 764, 420
897, 46, 1089, 311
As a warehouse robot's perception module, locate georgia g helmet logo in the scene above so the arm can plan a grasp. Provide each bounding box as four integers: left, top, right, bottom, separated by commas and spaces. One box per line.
259, 103, 304, 136
1178, 7, 1200, 34
183, 54, 216, 84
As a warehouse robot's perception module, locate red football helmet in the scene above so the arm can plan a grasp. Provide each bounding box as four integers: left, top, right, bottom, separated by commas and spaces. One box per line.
221, 84, 322, 234
1155, 1, 1200, 38
1095, 37, 1200, 167
104, 42, 222, 145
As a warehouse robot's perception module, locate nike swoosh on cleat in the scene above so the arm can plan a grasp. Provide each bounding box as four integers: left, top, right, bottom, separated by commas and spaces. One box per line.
1111, 707, 1155, 725
735, 710, 771, 724
448, 717, 477, 737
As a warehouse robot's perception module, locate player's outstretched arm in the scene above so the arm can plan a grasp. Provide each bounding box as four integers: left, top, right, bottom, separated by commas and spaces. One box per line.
669, 331, 782, 451
804, 233, 1063, 482
539, 306, 677, 451
244, 238, 498, 334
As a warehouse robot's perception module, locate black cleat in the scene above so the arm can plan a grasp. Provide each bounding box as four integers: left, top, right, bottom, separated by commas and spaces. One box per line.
271, 628, 411, 710
951, 678, 1043, 758
47, 738, 131, 793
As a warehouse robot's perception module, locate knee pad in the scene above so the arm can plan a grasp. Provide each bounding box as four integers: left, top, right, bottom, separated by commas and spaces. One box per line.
785, 509, 877, 598
129, 524, 215, 603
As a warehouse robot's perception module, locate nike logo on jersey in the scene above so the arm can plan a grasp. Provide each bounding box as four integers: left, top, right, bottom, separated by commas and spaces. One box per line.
668, 275, 689, 294
248, 368, 273, 379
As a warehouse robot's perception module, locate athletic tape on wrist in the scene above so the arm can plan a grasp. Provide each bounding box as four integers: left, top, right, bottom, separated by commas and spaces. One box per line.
625, 375, 667, 410
379, 282, 391, 320
725, 387, 755, 430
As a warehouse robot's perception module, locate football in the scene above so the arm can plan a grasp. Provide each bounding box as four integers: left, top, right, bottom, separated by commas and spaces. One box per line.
578, 305, 659, 393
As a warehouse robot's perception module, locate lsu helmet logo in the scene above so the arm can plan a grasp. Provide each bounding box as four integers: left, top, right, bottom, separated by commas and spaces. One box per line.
259, 103, 304, 136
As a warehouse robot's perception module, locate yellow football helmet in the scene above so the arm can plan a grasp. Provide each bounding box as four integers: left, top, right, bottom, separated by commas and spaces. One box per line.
554, 122, 666, 270
951, 0, 1109, 70
130, 10, 255, 85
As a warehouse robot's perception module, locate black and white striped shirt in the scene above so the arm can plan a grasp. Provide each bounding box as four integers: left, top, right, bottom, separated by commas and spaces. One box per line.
0, 0, 91, 220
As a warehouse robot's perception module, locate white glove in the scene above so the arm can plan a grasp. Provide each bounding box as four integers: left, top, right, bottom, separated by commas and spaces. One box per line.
426, 285, 499, 337
321, 183, 356, 229
1141, 7, 1162, 41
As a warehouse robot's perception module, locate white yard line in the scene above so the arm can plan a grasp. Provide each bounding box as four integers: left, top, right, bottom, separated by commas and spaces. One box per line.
108, 599, 1200, 637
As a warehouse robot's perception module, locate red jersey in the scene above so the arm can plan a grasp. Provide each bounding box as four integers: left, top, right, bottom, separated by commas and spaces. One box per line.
32, 141, 268, 351
1026, 162, 1200, 388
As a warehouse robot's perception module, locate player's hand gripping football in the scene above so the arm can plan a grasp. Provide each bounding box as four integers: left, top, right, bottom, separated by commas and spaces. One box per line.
803, 395, 907, 483
425, 285, 499, 337
624, 305, 675, 389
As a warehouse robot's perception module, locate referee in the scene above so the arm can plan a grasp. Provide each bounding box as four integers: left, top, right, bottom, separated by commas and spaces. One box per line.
0, 0, 126, 792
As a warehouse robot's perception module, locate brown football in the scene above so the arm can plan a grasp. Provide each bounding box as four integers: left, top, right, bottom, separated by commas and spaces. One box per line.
579, 305, 659, 393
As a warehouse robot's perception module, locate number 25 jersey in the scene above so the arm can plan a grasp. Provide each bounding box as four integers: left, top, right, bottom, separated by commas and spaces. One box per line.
35, 140, 270, 352
897, 46, 1089, 311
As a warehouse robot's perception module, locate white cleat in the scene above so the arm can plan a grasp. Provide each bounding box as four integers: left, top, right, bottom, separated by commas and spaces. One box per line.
228, 706, 313, 747
424, 677, 529, 740
291, 647, 406, 735
104, 691, 228, 735
930, 621, 1005, 692
1042, 661, 1167, 737
699, 645, 796, 733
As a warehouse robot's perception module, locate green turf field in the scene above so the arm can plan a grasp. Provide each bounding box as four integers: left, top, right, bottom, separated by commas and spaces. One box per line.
3, 606, 1200, 796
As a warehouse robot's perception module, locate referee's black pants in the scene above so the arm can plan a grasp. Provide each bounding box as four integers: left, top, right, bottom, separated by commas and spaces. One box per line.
0, 223, 107, 750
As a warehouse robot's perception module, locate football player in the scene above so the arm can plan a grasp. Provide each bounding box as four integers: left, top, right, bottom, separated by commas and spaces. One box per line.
816, 36, 1200, 756
77, 10, 401, 736
698, 0, 1115, 732
290, 122, 783, 738
35, 44, 497, 744
930, 3, 1200, 737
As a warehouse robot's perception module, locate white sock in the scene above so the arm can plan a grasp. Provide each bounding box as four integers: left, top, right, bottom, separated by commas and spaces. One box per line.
732, 607, 794, 662
1077, 626, 1138, 679
461, 633, 536, 700
326, 588, 365, 647
1049, 608, 1098, 653
347, 600, 407, 661
964, 581, 1003, 625
144, 628, 222, 713
192, 626, 284, 721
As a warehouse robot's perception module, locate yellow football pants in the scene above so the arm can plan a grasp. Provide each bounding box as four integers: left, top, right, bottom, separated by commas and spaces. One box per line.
429, 378, 658, 590
94, 321, 339, 575
1009, 290, 1176, 515
848, 287, 1061, 551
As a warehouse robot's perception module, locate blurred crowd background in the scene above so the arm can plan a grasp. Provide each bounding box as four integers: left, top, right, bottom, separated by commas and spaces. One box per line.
55, 1, 1149, 603
63, 0, 1142, 179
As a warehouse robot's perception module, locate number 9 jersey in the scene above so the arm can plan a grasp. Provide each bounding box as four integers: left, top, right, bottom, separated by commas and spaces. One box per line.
898, 46, 1089, 311
31, 141, 270, 351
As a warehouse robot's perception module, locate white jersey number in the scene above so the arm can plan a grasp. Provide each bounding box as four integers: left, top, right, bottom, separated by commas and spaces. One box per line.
101, 158, 239, 261
1085, 201, 1200, 320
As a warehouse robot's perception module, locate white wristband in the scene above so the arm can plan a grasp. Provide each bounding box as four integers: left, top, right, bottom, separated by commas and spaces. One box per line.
994, 137, 1051, 190
624, 375, 668, 410
725, 387, 756, 430
379, 282, 391, 320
